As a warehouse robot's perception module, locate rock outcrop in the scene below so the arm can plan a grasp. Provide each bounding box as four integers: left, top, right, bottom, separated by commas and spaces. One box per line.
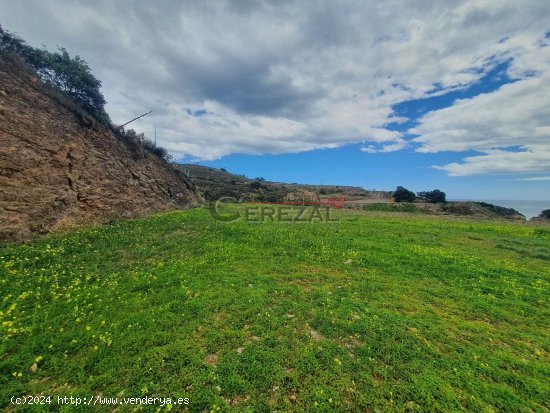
0, 55, 202, 243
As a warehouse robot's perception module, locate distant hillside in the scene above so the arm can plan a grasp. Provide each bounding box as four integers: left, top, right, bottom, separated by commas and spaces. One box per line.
0, 54, 202, 243
177, 164, 530, 222
176, 164, 390, 202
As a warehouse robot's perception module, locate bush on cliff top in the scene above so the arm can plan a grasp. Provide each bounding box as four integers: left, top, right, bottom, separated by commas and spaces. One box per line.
0, 25, 110, 125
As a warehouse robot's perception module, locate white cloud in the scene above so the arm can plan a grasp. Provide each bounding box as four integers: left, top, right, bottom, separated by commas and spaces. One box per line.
361, 146, 377, 154
361, 138, 408, 154
434, 149, 550, 176
412, 34, 550, 175
1, 0, 549, 166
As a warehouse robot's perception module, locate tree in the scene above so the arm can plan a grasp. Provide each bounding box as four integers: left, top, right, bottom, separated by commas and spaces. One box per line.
392, 186, 416, 202
417, 189, 446, 203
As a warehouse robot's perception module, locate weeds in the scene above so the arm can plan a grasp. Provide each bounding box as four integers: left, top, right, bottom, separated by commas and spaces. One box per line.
1, 209, 549, 411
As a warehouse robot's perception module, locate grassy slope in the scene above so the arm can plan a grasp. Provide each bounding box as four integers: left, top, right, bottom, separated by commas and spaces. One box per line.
1, 208, 549, 412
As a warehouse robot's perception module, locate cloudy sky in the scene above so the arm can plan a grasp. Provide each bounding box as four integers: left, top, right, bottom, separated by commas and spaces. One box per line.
2, 0, 550, 200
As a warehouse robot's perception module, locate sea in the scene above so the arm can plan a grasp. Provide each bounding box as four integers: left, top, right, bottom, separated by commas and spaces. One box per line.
452, 200, 550, 219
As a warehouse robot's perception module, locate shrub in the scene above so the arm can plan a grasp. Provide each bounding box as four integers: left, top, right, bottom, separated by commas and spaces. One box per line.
142, 137, 172, 160
393, 186, 416, 202
442, 203, 473, 215
478, 202, 523, 218
364, 203, 421, 213
113, 128, 172, 161
417, 189, 446, 203
0, 25, 109, 125
249, 180, 266, 190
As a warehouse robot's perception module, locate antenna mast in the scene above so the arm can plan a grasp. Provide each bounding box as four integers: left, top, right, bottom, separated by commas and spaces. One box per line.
119, 110, 152, 128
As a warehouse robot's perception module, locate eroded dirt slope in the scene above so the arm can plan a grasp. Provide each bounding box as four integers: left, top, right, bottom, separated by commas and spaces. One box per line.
0, 55, 202, 243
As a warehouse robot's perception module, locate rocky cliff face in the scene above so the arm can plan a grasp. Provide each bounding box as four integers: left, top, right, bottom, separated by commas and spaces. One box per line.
0, 55, 202, 243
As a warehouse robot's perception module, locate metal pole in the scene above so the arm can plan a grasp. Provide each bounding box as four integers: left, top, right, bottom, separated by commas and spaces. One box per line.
120, 110, 152, 128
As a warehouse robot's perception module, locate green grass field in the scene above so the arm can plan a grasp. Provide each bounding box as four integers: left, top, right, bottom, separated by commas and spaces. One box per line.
1, 207, 549, 412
